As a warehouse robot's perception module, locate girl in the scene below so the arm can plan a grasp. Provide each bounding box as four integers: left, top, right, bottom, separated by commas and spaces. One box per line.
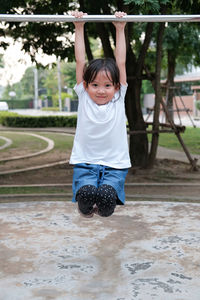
70, 11, 131, 217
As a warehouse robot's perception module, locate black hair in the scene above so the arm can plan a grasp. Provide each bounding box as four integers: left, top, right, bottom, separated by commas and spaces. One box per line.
83, 58, 120, 87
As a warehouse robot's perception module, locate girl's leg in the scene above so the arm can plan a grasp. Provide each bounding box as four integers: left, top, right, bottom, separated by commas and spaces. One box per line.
96, 184, 117, 217
76, 184, 97, 216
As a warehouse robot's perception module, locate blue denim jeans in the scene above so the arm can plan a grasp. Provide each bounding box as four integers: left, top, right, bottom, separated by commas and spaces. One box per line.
72, 163, 128, 205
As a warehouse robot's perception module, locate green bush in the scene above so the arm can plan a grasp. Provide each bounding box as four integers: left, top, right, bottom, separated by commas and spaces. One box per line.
0, 111, 19, 124
196, 100, 200, 111
3, 99, 33, 109
0, 114, 77, 128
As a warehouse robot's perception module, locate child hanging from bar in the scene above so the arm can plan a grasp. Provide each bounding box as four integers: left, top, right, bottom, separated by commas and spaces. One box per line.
69, 11, 131, 217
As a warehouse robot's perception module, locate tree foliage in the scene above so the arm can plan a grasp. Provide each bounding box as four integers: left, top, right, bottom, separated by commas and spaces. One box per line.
2, 61, 76, 102
1, 0, 200, 168
124, 0, 169, 12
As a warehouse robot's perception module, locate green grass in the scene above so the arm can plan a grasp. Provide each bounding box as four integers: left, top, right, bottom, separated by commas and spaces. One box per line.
0, 138, 6, 147
1, 127, 199, 163
0, 186, 70, 194
0, 132, 47, 153
40, 132, 74, 150
0, 131, 74, 154
150, 126, 200, 155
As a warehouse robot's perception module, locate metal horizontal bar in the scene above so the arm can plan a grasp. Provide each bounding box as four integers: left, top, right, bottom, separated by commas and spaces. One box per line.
0, 14, 200, 23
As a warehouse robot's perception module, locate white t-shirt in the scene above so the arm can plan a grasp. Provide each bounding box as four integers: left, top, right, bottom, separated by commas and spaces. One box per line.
69, 82, 131, 169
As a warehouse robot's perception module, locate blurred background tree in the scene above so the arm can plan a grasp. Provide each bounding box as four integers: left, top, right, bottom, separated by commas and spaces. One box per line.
1, 0, 200, 167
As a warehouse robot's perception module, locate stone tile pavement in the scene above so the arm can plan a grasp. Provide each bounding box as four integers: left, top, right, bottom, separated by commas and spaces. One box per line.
0, 201, 200, 300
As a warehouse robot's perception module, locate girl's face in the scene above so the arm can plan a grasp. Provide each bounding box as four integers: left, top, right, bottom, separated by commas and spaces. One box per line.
84, 70, 119, 105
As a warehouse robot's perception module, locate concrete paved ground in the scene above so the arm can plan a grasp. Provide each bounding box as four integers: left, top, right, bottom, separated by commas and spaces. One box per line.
157, 145, 200, 166
0, 201, 200, 300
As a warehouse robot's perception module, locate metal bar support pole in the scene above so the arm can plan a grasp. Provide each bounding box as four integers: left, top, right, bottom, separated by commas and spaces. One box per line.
0, 14, 200, 23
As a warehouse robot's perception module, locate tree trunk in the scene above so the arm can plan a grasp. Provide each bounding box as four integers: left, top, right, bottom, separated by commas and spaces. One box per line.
96, 23, 115, 58
79, 0, 93, 61
166, 49, 176, 121
126, 22, 154, 168
84, 29, 93, 61
148, 22, 166, 168
126, 77, 149, 167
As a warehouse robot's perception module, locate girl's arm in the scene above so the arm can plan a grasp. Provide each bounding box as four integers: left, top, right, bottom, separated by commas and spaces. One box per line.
71, 11, 87, 84
113, 12, 127, 86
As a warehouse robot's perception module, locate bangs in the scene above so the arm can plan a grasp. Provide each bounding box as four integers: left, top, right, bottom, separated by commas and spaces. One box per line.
104, 68, 113, 83
83, 58, 120, 86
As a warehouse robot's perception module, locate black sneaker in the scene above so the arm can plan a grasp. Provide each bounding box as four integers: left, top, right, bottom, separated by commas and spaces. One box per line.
78, 207, 94, 218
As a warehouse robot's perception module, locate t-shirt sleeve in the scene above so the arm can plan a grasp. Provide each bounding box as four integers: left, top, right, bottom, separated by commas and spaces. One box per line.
74, 82, 85, 98
120, 84, 128, 99
112, 84, 128, 103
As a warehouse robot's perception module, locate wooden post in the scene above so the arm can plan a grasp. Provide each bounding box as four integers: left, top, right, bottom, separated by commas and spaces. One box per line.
160, 98, 198, 171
